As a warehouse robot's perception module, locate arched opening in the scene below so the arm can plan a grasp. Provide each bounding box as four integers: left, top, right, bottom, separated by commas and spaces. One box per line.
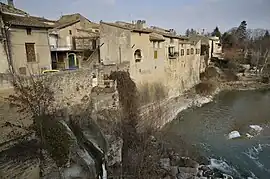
68, 53, 78, 69
134, 49, 142, 63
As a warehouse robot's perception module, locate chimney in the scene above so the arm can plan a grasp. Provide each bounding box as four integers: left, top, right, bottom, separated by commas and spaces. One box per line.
135, 20, 146, 29
8, 0, 14, 7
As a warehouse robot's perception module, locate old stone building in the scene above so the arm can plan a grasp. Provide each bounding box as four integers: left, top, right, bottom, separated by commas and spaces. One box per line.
48, 13, 100, 70
0, 1, 53, 75
100, 20, 203, 98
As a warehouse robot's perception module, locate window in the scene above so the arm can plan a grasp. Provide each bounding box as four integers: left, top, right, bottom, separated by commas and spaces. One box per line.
187, 49, 190, 55
168, 47, 175, 55
154, 50, 158, 59
134, 49, 142, 62
26, 28, 32, 35
158, 42, 162, 48
181, 49, 185, 56
69, 30, 72, 35
191, 48, 194, 55
25, 43, 36, 62
196, 49, 200, 54
170, 38, 174, 44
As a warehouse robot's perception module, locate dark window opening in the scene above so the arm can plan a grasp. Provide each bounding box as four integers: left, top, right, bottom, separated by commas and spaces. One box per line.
69, 30, 72, 35
154, 50, 158, 59
134, 49, 142, 62
26, 28, 32, 35
191, 48, 194, 55
181, 49, 184, 56
187, 49, 190, 55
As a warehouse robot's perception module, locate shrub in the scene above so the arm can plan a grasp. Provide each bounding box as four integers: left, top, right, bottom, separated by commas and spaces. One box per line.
195, 81, 217, 96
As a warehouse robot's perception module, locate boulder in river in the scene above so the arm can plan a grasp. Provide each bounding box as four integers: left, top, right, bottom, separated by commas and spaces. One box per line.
228, 131, 241, 139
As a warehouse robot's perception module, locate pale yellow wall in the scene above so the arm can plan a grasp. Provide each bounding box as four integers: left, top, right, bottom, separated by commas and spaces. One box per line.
9, 27, 51, 75
164, 38, 201, 97
100, 23, 132, 65
130, 32, 166, 85
57, 21, 98, 48
0, 42, 9, 73
57, 22, 80, 48
100, 23, 202, 99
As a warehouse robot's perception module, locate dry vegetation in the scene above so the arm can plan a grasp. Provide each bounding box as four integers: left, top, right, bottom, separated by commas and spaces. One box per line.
109, 71, 169, 178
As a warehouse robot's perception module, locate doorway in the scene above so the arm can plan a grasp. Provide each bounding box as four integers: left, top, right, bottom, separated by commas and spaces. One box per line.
68, 53, 78, 69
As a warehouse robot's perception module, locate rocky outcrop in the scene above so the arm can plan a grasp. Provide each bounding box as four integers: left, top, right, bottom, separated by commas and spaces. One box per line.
0, 115, 108, 179
160, 155, 234, 179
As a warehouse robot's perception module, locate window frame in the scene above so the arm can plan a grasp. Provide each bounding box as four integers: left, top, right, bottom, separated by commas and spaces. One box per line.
154, 50, 158, 59
134, 49, 142, 63
26, 28, 32, 35
25, 43, 36, 63
187, 49, 190, 55
191, 48, 194, 55
181, 49, 185, 56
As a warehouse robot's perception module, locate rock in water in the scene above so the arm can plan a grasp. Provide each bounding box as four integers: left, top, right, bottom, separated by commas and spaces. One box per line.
228, 131, 241, 139
249, 125, 263, 133
246, 133, 253, 139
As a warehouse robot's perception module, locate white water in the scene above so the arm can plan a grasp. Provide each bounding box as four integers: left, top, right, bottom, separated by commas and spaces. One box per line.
164, 90, 270, 179
228, 131, 241, 139
209, 158, 241, 178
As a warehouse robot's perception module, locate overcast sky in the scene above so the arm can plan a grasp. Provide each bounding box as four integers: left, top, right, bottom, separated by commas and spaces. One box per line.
5, 0, 270, 34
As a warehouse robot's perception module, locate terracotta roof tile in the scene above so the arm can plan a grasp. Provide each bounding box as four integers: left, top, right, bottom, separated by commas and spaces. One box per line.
3, 14, 53, 28
0, 2, 28, 16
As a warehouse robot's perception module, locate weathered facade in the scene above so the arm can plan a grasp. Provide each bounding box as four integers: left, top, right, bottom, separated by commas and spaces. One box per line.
49, 13, 100, 70
100, 21, 203, 98
0, 1, 29, 73
0, 2, 52, 75
209, 36, 223, 61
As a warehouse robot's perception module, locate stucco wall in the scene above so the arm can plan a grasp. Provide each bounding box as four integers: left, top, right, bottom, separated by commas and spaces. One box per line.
9, 27, 51, 75
0, 43, 9, 73
100, 23, 132, 65
130, 32, 166, 84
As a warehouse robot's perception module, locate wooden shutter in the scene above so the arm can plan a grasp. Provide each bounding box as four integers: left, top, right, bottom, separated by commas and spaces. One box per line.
25, 43, 36, 62
154, 50, 158, 59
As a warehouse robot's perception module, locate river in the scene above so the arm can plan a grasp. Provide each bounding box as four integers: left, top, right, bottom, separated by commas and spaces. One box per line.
163, 89, 270, 179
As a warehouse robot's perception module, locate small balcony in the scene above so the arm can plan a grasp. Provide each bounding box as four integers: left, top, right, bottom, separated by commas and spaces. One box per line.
169, 52, 179, 59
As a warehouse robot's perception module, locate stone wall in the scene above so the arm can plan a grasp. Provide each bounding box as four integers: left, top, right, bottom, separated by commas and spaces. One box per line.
100, 22, 132, 65
0, 73, 12, 89
46, 69, 93, 111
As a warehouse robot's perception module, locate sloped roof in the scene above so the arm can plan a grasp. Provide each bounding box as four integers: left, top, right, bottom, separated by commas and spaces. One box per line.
101, 21, 152, 33
54, 13, 99, 29
0, 2, 28, 15
149, 32, 165, 41
189, 35, 209, 45
3, 14, 53, 28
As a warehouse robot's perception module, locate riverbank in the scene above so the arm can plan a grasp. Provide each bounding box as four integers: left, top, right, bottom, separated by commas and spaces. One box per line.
149, 78, 270, 179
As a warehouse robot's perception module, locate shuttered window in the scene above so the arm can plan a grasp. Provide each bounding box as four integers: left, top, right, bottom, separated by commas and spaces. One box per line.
25, 43, 36, 62
154, 50, 158, 59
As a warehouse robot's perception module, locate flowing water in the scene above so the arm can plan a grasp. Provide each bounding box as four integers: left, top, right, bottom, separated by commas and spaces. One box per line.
164, 90, 270, 179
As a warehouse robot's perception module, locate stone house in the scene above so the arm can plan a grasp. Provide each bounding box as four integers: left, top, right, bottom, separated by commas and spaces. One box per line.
209, 36, 223, 61
100, 20, 202, 98
0, 1, 53, 75
48, 13, 100, 70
